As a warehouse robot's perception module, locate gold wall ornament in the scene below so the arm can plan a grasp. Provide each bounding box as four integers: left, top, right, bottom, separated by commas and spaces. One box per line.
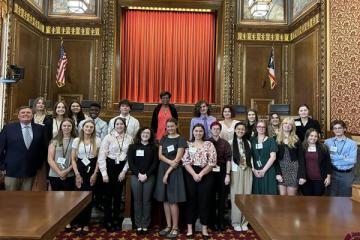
223, 0, 236, 105
237, 13, 319, 42
14, 3, 100, 36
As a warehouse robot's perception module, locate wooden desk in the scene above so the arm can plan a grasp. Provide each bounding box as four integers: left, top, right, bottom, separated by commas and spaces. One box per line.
0, 191, 91, 240
235, 195, 360, 240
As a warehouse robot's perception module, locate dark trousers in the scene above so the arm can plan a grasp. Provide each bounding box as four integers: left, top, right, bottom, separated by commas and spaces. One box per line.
49, 176, 74, 191
104, 158, 126, 224
184, 166, 214, 225
74, 158, 97, 227
330, 170, 354, 197
301, 179, 325, 196
131, 175, 155, 228
210, 167, 227, 227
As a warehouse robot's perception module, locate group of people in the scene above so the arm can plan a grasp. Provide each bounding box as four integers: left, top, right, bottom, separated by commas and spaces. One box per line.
0, 92, 358, 239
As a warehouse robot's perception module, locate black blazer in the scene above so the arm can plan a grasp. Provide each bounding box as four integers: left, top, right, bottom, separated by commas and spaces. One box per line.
0, 122, 46, 178
275, 140, 306, 179
151, 104, 178, 134
294, 117, 321, 142
299, 143, 332, 180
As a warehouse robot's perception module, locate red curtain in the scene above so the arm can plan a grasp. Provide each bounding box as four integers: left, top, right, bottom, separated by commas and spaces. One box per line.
120, 10, 216, 104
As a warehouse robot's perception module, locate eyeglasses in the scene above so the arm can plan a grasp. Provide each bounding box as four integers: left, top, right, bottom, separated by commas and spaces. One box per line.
257, 126, 266, 129
333, 127, 344, 130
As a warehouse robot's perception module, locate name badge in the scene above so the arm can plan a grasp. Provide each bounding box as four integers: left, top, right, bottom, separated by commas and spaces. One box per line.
308, 146, 316, 152
256, 143, 263, 149
189, 146, 197, 154
295, 121, 301, 126
330, 146, 337, 152
81, 157, 91, 166
167, 145, 175, 153
231, 161, 238, 172
136, 150, 145, 157
212, 165, 220, 172
226, 128, 233, 133
57, 157, 66, 165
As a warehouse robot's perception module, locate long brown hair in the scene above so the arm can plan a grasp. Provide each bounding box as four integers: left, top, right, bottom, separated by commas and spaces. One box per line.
78, 119, 97, 156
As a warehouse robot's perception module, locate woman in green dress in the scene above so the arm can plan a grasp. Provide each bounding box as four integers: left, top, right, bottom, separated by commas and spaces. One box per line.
251, 120, 278, 194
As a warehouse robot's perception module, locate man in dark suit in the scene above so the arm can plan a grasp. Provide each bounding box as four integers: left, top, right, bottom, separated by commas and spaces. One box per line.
0, 106, 46, 190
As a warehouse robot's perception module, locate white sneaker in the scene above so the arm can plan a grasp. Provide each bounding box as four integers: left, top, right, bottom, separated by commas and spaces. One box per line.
241, 225, 249, 231
233, 225, 242, 232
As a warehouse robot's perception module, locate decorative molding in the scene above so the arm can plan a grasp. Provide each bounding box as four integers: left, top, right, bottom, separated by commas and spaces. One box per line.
237, 14, 320, 42
101, 0, 115, 109
223, 0, 236, 105
319, 0, 327, 131
236, 42, 242, 104
14, 3, 44, 33
14, 3, 100, 36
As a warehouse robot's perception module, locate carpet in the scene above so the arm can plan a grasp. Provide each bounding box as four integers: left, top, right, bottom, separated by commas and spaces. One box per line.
55, 224, 260, 240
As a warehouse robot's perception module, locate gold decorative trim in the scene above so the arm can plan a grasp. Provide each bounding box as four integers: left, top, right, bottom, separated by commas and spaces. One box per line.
238, 32, 290, 42
128, 6, 212, 12
14, 3, 44, 32
14, 3, 100, 36
237, 14, 320, 42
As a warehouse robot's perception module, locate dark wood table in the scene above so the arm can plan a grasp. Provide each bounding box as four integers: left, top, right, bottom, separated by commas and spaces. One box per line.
235, 194, 360, 240
0, 191, 91, 240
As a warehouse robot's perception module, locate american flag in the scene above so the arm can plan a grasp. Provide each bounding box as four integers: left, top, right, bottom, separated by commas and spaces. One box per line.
56, 42, 67, 88
267, 47, 277, 90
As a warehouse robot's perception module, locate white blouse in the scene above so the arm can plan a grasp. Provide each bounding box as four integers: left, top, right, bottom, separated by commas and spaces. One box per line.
98, 131, 133, 177
220, 120, 240, 142
72, 137, 101, 159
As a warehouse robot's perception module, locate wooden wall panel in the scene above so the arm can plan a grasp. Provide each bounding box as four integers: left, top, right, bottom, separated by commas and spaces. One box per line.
47, 38, 97, 106
8, 18, 43, 120
237, 44, 283, 115
291, 29, 319, 119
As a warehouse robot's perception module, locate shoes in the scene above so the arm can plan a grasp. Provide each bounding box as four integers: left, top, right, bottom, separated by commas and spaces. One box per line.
241, 225, 249, 231
112, 221, 122, 231
142, 228, 148, 235
104, 222, 113, 232
201, 233, 210, 240
166, 229, 179, 239
136, 227, 142, 235
233, 225, 242, 232
209, 224, 219, 231
159, 226, 172, 236
218, 224, 225, 231
186, 232, 194, 239
64, 224, 72, 232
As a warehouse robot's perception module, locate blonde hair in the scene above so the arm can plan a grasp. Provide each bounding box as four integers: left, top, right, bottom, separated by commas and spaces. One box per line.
78, 119, 98, 156
276, 117, 298, 148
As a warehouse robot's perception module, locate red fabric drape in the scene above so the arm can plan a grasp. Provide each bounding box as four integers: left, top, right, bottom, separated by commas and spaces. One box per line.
120, 10, 216, 104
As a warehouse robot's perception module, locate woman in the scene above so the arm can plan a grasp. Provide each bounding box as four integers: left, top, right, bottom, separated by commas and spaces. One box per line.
151, 91, 178, 140
230, 121, 253, 232
294, 104, 321, 142
245, 109, 258, 140
44, 100, 68, 141
98, 117, 132, 231
68, 100, 86, 129
301, 128, 332, 196
274, 118, 306, 196
153, 118, 187, 239
128, 127, 158, 235
219, 105, 240, 142
72, 119, 101, 235
251, 121, 278, 195
32, 97, 52, 191
182, 123, 216, 239
48, 118, 77, 190
32, 97, 52, 126
268, 113, 281, 138
47, 118, 77, 231
190, 100, 216, 139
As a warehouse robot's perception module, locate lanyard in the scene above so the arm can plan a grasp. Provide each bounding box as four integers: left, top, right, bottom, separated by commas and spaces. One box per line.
62, 138, 72, 158
333, 139, 346, 155
116, 133, 126, 154
83, 142, 92, 158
